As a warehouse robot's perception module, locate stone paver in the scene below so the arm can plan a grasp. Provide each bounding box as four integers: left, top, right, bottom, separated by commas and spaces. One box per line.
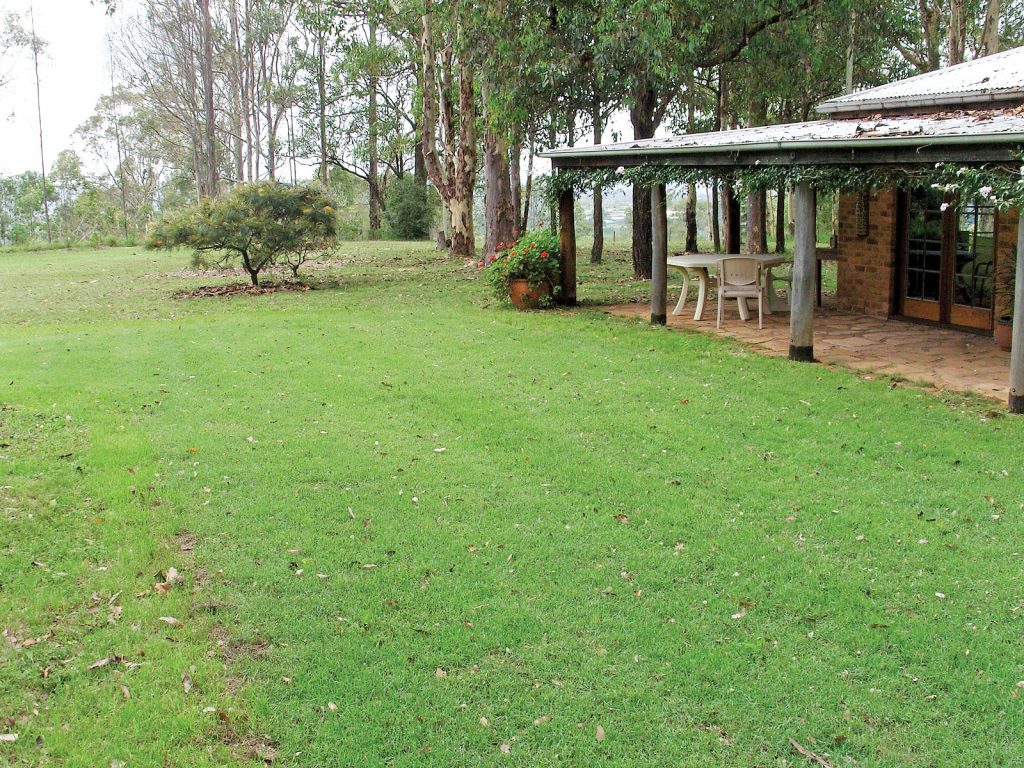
605, 297, 1010, 402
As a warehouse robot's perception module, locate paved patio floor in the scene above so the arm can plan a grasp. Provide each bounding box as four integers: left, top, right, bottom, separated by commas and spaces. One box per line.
606, 296, 1011, 402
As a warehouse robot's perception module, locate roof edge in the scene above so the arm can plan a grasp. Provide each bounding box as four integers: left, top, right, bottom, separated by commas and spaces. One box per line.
539, 129, 1024, 161
817, 88, 1024, 115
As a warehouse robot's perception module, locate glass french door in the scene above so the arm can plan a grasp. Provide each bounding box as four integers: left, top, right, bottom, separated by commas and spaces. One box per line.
900, 188, 995, 331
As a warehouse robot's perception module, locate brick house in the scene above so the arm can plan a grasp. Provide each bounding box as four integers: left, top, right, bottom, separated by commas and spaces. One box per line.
819, 59, 1024, 334
543, 48, 1024, 412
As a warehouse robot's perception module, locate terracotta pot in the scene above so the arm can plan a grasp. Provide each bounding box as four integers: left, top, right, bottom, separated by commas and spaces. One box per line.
509, 279, 551, 310
994, 316, 1013, 351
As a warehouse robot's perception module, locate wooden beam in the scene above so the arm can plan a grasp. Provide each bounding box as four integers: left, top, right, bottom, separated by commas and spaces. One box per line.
1009, 218, 1024, 413
790, 184, 816, 362
557, 184, 577, 306
650, 183, 668, 324
549, 144, 1023, 170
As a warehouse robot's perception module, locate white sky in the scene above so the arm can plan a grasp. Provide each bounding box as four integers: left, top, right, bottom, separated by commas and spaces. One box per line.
0, 0, 142, 175
0, 0, 647, 179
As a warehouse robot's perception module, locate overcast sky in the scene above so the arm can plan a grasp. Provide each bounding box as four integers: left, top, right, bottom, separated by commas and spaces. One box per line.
0, 0, 645, 180
0, 0, 139, 175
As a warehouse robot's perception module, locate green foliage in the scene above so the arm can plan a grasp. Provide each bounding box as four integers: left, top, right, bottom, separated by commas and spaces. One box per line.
483, 227, 560, 299
383, 176, 437, 240
146, 182, 338, 285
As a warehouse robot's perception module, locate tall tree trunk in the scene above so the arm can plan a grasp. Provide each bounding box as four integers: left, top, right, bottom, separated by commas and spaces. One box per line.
745, 97, 768, 253
684, 76, 698, 252
630, 81, 658, 279
723, 184, 740, 253
107, 45, 130, 238
746, 191, 767, 253
510, 138, 522, 234
200, 0, 217, 196
845, 3, 857, 93
413, 123, 427, 185
419, 9, 477, 258
521, 135, 533, 231
483, 123, 515, 257
775, 185, 786, 253
591, 95, 604, 263
917, 3, 941, 71
29, 4, 50, 243
981, 0, 1001, 55
317, 32, 329, 190
228, 0, 244, 183
685, 185, 698, 252
547, 117, 558, 228
949, 0, 966, 65
711, 181, 721, 251
367, 19, 381, 236
262, 49, 275, 180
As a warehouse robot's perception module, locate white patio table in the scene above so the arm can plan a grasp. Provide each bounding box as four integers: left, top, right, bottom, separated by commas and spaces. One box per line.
667, 253, 790, 321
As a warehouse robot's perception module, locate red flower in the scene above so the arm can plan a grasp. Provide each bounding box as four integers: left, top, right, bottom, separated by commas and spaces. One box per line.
497, 242, 504, 249
477, 259, 484, 268
541, 250, 548, 258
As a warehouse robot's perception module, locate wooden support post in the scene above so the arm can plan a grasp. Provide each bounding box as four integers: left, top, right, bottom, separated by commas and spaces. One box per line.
1009, 220, 1024, 413
557, 183, 577, 306
790, 184, 816, 362
650, 183, 668, 325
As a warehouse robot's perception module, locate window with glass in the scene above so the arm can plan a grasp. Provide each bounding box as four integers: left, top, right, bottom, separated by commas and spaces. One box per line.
953, 199, 995, 310
905, 187, 944, 302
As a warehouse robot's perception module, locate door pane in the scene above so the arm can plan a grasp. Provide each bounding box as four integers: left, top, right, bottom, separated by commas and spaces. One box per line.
906, 187, 944, 302
953, 199, 995, 309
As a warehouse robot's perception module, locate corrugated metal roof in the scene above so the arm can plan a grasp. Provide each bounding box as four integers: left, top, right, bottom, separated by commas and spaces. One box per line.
540, 112, 1024, 160
817, 46, 1024, 114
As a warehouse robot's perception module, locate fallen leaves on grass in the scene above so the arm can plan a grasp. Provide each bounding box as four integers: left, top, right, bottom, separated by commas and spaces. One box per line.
434, 668, 447, 679
88, 658, 111, 670
500, 742, 511, 754
788, 737, 833, 767
596, 725, 606, 742
158, 616, 184, 628
533, 715, 551, 726
173, 282, 315, 299
182, 672, 193, 693
154, 566, 183, 594
0, 734, 17, 743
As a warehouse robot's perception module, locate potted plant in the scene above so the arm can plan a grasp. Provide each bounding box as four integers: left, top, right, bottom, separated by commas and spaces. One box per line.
995, 249, 1015, 351
483, 227, 560, 309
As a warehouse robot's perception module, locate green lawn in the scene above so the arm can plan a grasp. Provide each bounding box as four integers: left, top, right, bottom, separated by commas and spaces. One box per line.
1, 243, 1022, 767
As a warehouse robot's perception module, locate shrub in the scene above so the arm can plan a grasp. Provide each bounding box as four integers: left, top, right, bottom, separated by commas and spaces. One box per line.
146, 182, 338, 285
384, 176, 436, 240
483, 227, 560, 300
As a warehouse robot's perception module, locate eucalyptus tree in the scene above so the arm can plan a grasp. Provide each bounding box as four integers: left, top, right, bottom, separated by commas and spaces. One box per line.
76, 89, 170, 234
588, 0, 821, 278
0, 13, 30, 89
419, 0, 481, 258
118, 0, 217, 199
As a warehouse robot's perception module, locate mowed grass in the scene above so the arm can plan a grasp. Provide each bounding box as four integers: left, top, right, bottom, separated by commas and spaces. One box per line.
1, 243, 1023, 767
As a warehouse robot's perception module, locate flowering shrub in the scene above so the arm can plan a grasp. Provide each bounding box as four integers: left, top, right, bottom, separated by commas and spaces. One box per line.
482, 227, 560, 300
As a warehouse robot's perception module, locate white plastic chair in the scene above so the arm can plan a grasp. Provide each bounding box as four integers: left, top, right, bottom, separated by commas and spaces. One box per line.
717, 257, 765, 329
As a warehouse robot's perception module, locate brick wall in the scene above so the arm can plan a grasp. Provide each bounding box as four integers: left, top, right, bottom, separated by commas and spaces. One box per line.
834, 190, 1019, 334
835, 189, 900, 317
994, 208, 1019, 320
